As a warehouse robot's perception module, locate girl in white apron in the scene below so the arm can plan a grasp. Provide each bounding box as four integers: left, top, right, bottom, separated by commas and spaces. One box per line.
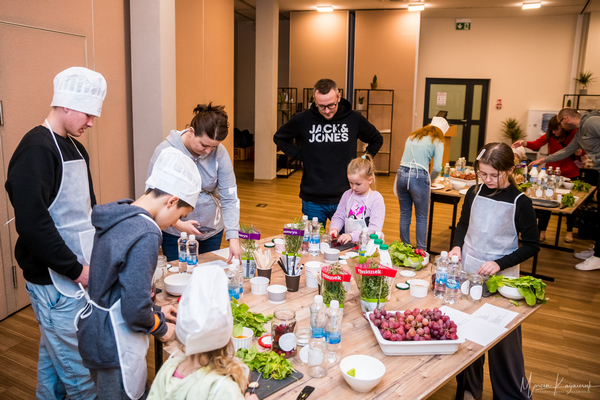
329, 155, 386, 244
449, 142, 540, 400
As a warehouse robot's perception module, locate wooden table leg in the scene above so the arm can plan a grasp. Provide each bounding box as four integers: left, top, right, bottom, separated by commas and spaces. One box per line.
520, 251, 555, 282
427, 197, 436, 254
539, 213, 574, 253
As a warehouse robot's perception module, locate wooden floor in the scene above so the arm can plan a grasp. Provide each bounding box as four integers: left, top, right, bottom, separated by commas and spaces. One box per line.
1, 160, 599, 399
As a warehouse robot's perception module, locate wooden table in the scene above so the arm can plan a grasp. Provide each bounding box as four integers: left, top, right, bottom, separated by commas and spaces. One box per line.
155, 237, 542, 399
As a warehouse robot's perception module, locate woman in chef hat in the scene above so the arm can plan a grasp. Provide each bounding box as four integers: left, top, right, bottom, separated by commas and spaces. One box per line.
449, 142, 539, 400
148, 265, 258, 400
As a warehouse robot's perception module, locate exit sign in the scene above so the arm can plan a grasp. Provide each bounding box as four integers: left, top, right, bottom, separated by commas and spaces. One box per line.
456, 18, 471, 30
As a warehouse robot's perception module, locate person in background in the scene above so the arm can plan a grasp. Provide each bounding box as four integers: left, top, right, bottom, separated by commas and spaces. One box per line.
147, 103, 241, 262
76, 147, 200, 399
449, 142, 539, 400
395, 117, 447, 250
530, 107, 600, 270
329, 155, 385, 244
512, 115, 585, 242
273, 78, 383, 228
5, 67, 106, 399
148, 266, 258, 400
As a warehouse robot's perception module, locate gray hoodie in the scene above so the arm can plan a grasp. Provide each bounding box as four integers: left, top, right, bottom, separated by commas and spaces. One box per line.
545, 110, 600, 170
147, 130, 240, 241
77, 199, 168, 369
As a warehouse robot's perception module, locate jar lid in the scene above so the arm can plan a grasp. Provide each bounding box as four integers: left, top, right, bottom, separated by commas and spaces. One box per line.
396, 282, 410, 290
264, 242, 275, 248
400, 270, 416, 278
258, 335, 272, 348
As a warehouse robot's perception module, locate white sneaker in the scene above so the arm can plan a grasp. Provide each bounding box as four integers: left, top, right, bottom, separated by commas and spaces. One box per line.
574, 245, 595, 260
575, 256, 600, 271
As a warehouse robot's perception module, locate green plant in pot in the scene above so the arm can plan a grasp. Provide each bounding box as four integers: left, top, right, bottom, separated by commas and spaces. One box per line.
501, 118, 526, 144
357, 96, 365, 110
574, 71, 595, 95
371, 75, 378, 90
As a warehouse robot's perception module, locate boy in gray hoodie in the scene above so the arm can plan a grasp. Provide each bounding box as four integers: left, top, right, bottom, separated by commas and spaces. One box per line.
76, 147, 202, 399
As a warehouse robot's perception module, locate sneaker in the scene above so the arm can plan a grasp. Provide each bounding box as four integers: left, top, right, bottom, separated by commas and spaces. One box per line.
574, 245, 595, 260
575, 256, 600, 271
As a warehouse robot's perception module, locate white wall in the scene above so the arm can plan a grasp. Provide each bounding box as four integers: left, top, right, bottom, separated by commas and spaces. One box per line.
417, 15, 579, 143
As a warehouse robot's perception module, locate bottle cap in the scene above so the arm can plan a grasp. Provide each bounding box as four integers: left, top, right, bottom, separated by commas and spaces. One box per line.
441, 251, 448, 257
374, 239, 383, 245
451, 255, 459, 262
302, 215, 308, 220
380, 244, 389, 250
314, 294, 323, 303
312, 217, 319, 222
369, 234, 378, 239
181, 232, 188, 238
189, 234, 196, 240
330, 300, 339, 309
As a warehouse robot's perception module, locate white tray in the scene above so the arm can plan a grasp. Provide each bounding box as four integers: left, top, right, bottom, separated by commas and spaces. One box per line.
366, 311, 465, 355
449, 177, 476, 187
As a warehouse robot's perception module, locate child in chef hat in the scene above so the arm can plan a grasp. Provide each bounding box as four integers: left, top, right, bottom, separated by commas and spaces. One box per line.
148, 265, 258, 400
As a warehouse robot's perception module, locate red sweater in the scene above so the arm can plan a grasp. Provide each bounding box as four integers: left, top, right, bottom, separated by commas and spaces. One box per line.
526, 130, 584, 178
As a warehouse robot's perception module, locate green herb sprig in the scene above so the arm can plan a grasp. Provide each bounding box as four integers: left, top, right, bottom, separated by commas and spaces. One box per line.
321, 263, 348, 307
571, 180, 591, 192
284, 218, 304, 255
561, 192, 575, 207
231, 298, 273, 337
235, 346, 295, 380
239, 223, 258, 260
358, 260, 391, 300
486, 275, 547, 306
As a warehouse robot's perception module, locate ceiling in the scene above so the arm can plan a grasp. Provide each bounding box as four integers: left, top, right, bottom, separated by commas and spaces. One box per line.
234, 0, 600, 21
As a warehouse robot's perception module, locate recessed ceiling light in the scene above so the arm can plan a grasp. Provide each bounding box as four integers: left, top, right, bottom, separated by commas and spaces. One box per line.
408, 4, 425, 12
522, 2, 541, 9
317, 6, 334, 12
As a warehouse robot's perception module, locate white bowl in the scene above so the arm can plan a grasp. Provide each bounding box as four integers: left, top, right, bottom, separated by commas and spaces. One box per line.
232, 327, 254, 351
451, 181, 466, 191
267, 284, 287, 304
497, 285, 524, 300
563, 181, 574, 190
409, 279, 429, 298
408, 252, 430, 268
164, 273, 191, 296
250, 277, 269, 295
340, 355, 386, 392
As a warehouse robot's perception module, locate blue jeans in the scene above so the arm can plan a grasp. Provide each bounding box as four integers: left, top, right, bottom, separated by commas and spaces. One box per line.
302, 200, 339, 229
161, 230, 225, 262
396, 166, 431, 250
25, 282, 97, 400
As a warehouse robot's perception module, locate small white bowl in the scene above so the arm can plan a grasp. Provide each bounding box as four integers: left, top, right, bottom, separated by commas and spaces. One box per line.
267, 284, 287, 304
232, 327, 254, 351
563, 181, 574, 190
409, 279, 429, 298
408, 252, 429, 268
498, 285, 524, 300
324, 248, 340, 263
250, 277, 269, 295
340, 355, 386, 392
451, 181, 466, 191
164, 273, 191, 296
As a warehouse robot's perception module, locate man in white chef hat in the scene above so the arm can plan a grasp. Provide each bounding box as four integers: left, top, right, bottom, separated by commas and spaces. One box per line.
148, 265, 258, 399
76, 147, 202, 400
6, 66, 107, 399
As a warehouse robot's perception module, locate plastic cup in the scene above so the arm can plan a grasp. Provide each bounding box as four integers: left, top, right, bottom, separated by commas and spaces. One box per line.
256, 267, 272, 280
250, 277, 269, 295
304, 261, 321, 288
285, 273, 301, 292
274, 238, 285, 253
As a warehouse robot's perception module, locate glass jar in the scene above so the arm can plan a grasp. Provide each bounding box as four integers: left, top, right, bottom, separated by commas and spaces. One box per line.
293, 327, 311, 366
307, 337, 328, 378
469, 274, 484, 302
271, 309, 297, 358
430, 256, 439, 291
458, 271, 471, 299
320, 234, 332, 253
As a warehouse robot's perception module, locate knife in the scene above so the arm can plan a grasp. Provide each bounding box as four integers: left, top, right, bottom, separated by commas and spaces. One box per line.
246, 374, 260, 395
296, 385, 315, 400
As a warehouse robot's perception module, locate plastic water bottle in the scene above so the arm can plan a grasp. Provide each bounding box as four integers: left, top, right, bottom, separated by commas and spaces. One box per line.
365, 234, 378, 256
555, 167, 562, 188
529, 165, 538, 183
325, 300, 343, 363
301, 215, 310, 254
310, 295, 327, 338
444, 163, 450, 183
178, 232, 188, 271
379, 244, 393, 269
444, 255, 461, 304
309, 217, 320, 256
521, 161, 528, 182
227, 260, 243, 301
358, 228, 369, 256
538, 167, 547, 182
186, 234, 199, 272
434, 251, 448, 298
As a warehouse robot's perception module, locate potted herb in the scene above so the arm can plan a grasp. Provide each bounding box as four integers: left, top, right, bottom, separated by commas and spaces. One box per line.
370, 75, 378, 90
574, 71, 595, 95
278, 91, 288, 110
500, 118, 526, 144
356, 96, 365, 110
281, 218, 304, 276
239, 224, 260, 278
321, 263, 351, 307
353, 259, 397, 315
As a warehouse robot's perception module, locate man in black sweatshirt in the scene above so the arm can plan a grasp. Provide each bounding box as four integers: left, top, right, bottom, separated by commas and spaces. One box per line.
274, 78, 383, 227
5, 67, 106, 399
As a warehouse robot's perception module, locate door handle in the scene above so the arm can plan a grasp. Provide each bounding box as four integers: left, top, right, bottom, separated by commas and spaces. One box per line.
461, 119, 467, 123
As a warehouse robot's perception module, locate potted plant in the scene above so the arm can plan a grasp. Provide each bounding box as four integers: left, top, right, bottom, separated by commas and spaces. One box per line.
356, 96, 365, 110
370, 75, 378, 90
574, 71, 595, 95
500, 118, 526, 144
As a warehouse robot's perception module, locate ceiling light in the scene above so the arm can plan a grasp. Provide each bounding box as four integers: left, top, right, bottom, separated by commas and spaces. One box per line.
317, 6, 334, 12
522, 2, 541, 9
408, 4, 425, 12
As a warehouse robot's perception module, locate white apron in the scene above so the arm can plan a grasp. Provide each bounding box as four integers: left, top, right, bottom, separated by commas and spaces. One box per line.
404, 145, 431, 191
461, 185, 521, 277
344, 190, 370, 233
74, 213, 158, 400
45, 120, 94, 297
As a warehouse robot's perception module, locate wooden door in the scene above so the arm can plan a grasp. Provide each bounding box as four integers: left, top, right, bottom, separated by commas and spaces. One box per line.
0, 21, 87, 319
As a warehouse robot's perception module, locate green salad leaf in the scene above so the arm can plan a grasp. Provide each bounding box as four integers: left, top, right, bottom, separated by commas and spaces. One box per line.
518, 182, 532, 192
389, 241, 424, 270
486, 275, 547, 306
561, 192, 575, 207
235, 346, 295, 380
571, 180, 591, 192
231, 298, 273, 337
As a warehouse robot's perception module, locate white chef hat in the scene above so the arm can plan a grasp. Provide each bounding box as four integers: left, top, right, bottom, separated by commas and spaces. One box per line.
176, 265, 233, 355
51, 67, 107, 117
145, 147, 202, 207
430, 117, 450, 134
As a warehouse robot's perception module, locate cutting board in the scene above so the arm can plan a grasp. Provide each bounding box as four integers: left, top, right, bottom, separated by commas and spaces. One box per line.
247, 370, 304, 399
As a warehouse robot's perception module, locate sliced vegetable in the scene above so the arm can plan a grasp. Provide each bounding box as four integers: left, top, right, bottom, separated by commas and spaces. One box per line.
347, 368, 356, 377
235, 346, 295, 380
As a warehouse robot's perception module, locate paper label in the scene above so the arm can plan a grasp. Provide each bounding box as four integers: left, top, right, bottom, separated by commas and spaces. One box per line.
278, 332, 296, 351
283, 228, 304, 236
470, 285, 483, 300
238, 231, 261, 240
321, 269, 351, 282
355, 264, 397, 278
461, 281, 470, 295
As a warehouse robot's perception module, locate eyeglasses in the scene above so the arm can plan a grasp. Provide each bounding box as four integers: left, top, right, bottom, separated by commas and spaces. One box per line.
316, 102, 338, 111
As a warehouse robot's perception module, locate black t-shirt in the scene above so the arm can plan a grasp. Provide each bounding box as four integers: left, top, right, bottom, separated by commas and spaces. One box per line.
452, 184, 540, 270
5, 125, 96, 285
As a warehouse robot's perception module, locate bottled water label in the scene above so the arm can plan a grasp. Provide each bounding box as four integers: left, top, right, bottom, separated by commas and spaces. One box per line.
446, 277, 459, 290
435, 271, 447, 285
326, 331, 341, 345
228, 286, 241, 300
311, 327, 324, 338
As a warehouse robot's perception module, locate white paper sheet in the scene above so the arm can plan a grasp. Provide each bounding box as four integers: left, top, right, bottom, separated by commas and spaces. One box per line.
459, 320, 508, 347
470, 303, 519, 327
210, 247, 230, 260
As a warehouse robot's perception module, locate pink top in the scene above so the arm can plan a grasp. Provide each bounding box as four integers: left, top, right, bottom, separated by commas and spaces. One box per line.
329, 189, 386, 242
173, 369, 185, 379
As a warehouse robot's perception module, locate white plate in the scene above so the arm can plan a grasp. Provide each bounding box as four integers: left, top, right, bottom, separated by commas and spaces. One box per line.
431, 183, 444, 190
459, 188, 469, 195
449, 177, 476, 187
400, 270, 416, 277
